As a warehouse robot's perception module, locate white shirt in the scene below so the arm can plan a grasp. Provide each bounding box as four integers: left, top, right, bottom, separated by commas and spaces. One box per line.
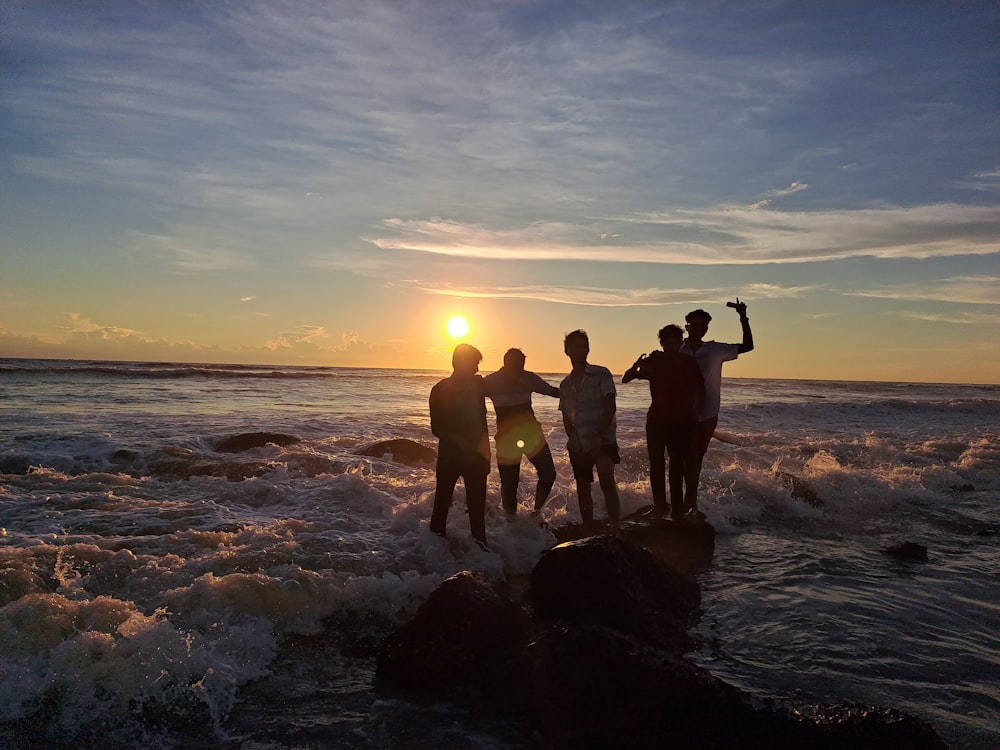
680, 341, 740, 420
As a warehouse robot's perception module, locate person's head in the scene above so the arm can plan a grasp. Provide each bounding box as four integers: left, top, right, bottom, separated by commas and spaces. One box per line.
658, 324, 684, 351
684, 309, 712, 341
564, 329, 590, 364
503, 347, 526, 373
452, 343, 482, 377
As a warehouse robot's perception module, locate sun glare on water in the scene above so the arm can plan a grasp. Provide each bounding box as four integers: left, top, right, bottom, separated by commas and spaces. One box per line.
446, 315, 471, 340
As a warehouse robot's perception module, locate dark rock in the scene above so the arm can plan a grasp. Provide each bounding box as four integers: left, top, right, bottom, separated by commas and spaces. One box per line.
525, 622, 771, 750
525, 623, 947, 750
776, 470, 823, 507
785, 703, 949, 750
884, 541, 928, 561
355, 438, 436, 466
529, 536, 699, 653
376, 570, 532, 693
147, 446, 274, 481
215, 432, 300, 453
621, 512, 716, 570
949, 483, 975, 492
109, 449, 139, 464
0, 455, 31, 474
375, 539, 949, 750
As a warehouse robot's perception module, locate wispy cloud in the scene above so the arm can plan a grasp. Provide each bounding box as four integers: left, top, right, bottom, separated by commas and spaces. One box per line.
394, 280, 815, 307
949, 169, 1000, 192
750, 181, 809, 209
369, 204, 999, 266
846, 275, 1000, 305
135, 233, 250, 273
63, 313, 145, 340
895, 310, 1000, 325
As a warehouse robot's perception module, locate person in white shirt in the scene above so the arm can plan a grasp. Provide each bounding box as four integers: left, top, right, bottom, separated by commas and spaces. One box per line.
680, 300, 755, 517
558, 329, 621, 536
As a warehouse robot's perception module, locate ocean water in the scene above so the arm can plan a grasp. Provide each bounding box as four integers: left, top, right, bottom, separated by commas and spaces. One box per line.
0, 358, 997, 749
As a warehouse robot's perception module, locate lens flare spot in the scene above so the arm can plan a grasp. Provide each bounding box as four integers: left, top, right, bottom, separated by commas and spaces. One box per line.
516, 439, 525, 449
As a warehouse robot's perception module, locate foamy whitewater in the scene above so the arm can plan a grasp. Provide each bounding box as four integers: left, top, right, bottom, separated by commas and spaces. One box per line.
0, 359, 997, 749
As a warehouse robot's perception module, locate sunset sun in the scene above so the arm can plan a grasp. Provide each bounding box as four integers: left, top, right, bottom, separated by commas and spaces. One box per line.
446, 315, 471, 340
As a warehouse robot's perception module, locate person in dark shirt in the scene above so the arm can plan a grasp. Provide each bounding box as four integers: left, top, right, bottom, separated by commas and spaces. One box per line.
483, 348, 560, 519
623, 324, 705, 519
429, 344, 491, 549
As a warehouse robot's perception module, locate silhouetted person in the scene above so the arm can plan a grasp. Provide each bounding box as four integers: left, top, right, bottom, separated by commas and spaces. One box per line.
429, 343, 490, 549
680, 299, 754, 516
623, 324, 705, 518
483, 348, 560, 519
559, 329, 621, 536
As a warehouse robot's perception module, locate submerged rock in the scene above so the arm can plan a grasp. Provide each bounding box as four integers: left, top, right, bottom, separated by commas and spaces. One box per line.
775, 470, 823, 507
215, 432, 300, 453
355, 438, 436, 466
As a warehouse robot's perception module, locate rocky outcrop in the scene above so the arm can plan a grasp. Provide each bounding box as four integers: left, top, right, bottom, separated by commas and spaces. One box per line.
375, 570, 532, 692
530, 536, 699, 653
214, 432, 300, 453
355, 438, 436, 466
375, 535, 948, 750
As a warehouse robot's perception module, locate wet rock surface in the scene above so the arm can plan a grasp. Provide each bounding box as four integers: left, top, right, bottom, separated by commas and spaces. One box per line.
376, 534, 948, 750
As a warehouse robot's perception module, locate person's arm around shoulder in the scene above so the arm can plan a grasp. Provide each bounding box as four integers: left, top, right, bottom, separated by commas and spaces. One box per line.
527, 370, 560, 398
732, 298, 754, 354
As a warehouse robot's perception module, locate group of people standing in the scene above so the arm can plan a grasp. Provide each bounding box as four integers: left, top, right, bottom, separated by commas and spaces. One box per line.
428, 301, 754, 550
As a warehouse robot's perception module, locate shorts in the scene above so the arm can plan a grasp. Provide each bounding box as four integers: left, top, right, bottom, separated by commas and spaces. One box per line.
568, 443, 621, 483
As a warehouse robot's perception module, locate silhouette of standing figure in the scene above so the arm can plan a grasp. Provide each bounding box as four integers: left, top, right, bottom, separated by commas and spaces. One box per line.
623, 324, 704, 518
559, 330, 621, 536
429, 344, 491, 549
680, 299, 754, 516
483, 348, 560, 519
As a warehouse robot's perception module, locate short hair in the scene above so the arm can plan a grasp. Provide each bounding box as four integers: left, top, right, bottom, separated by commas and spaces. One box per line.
564, 329, 589, 348
452, 343, 483, 368
658, 324, 683, 340
503, 348, 526, 367
685, 309, 712, 324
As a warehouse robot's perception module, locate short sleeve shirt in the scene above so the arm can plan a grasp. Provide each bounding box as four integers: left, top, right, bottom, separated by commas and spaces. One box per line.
559, 364, 617, 447
680, 341, 740, 420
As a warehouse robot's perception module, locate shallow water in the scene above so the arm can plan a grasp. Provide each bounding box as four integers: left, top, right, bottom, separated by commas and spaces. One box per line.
1, 359, 997, 748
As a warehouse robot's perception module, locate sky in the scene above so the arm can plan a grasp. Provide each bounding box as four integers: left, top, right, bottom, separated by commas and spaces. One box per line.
2, 1, 998, 383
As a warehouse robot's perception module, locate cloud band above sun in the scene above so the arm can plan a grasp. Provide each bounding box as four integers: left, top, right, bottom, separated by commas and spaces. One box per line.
368, 203, 999, 266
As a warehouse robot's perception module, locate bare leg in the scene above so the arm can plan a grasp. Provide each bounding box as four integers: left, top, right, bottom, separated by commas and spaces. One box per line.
646, 427, 668, 512
531, 444, 557, 512
595, 453, 620, 536
685, 418, 716, 515
498, 463, 520, 517
575, 480, 595, 525
465, 470, 489, 547
683, 452, 703, 515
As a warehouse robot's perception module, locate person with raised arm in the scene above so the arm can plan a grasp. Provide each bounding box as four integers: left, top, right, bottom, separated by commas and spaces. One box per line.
623, 324, 705, 519
680, 299, 755, 517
